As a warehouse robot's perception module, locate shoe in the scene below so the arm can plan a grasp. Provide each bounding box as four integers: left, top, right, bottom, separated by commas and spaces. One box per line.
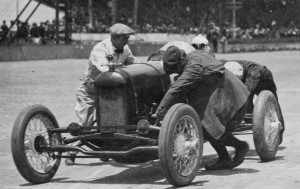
65, 153, 76, 166
205, 159, 234, 170
232, 141, 249, 168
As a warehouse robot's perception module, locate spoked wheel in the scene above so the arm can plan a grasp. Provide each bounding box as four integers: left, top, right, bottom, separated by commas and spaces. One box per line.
159, 103, 203, 187
252, 90, 283, 161
11, 105, 62, 184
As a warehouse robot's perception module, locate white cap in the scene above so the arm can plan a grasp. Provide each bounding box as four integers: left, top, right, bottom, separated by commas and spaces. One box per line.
224, 61, 244, 80
192, 34, 209, 45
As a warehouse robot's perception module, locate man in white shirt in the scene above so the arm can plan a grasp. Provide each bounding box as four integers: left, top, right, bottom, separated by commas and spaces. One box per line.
66, 23, 136, 165
75, 23, 136, 127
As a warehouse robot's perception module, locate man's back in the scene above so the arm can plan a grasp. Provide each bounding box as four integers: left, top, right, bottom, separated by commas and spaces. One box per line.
187, 50, 224, 76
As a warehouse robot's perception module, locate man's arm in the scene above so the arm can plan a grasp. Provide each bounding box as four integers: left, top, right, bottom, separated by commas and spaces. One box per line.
89, 46, 110, 72
124, 45, 137, 65
155, 64, 204, 119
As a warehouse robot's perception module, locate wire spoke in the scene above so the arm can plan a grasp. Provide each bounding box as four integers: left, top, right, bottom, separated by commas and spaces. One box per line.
23, 115, 59, 173
172, 115, 200, 176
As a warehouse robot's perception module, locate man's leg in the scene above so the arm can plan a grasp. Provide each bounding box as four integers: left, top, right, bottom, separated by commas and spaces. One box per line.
205, 103, 250, 170
203, 129, 234, 170
75, 83, 95, 127
65, 83, 95, 166
222, 132, 249, 168
223, 104, 249, 168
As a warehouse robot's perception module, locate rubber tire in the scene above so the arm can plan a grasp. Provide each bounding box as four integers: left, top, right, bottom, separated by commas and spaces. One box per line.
11, 105, 62, 184
252, 90, 283, 161
159, 103, 203, 187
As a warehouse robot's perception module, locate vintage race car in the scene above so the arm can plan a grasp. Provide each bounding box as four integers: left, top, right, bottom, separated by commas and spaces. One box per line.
11, 42, 284, 187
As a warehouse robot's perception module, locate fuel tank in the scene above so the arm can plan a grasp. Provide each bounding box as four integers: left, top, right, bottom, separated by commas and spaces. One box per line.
94, 61, 171, 127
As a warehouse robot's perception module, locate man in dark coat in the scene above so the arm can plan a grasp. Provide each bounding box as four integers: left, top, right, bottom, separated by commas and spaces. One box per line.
221, 60, 277, 103
154, 46, 250, 170
221, 59, 284, 142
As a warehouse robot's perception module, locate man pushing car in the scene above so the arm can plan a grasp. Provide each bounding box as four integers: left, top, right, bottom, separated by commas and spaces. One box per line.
221, 59, 285, 143
153, 46, 250, 170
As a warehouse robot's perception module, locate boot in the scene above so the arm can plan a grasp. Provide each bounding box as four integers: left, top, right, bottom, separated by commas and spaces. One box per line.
232, 141, 249, 168
224, 134, 249, 168
205, 143, 234, 170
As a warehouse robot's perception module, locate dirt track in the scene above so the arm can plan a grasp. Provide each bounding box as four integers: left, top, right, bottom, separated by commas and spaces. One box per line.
1, 51, 300, 189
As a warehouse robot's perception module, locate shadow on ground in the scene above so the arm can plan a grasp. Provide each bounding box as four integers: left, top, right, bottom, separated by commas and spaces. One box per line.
51, 160, 169, 185
20, 146, 286, 186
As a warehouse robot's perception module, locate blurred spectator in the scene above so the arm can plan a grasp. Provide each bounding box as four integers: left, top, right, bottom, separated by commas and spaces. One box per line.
15, 22, 29, 45
220, 29, 228, 53
38, 22, 46, 44
1, 20, 9, 43
207, 22, 220, 53
30, 23, 39, 44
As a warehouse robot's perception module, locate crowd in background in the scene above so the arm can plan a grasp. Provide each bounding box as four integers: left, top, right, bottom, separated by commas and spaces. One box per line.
1, 0, 300, 46
0, 20, 57, 45
69, 1, 300, 40
1, 18, 300, 46
71, 19, 300, 40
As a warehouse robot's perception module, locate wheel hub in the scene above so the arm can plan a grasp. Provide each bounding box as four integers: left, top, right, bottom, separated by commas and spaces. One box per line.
173, 115, 200, 176
264, 104, 283, 151
174, 134, 186, 156
34, 135, 47, 154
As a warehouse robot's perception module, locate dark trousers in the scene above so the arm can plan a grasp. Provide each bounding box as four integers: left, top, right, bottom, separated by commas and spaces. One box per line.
203, 103, 248, 160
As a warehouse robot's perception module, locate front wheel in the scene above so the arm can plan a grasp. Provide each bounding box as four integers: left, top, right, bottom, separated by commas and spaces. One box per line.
11, 105, 62, 184
252, 91, 283, 161
159, 103, 203, 187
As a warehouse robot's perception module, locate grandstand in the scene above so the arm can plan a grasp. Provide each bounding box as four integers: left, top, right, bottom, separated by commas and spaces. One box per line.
0, 0, 300, 57
0, 0, 55, 24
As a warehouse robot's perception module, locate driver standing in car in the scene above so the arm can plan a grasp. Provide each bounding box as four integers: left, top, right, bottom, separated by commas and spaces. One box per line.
66, 23, 137, 165
153, 46, 250, 170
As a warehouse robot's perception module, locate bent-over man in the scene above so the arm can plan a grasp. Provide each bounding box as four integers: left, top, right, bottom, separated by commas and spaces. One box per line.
154, 46, 250, 170
221, 59, 284, 142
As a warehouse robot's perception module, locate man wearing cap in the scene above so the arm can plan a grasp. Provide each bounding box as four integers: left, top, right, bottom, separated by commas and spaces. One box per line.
76, 23, 136, 127
221, 60, 284, 142
153, 46, 250, 170
191, 34, 211, 53
66, 23, 136, 165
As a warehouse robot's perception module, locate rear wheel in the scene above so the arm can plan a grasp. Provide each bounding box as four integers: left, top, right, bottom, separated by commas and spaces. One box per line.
252, 91, 283, 161
11, 105, 62, 184
159, 103, 203, 187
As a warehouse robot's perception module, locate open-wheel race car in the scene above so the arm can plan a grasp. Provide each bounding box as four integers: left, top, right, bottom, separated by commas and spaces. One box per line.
11, 42, 284, 187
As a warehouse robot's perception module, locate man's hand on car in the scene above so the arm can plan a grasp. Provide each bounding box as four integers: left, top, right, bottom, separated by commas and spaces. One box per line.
151, 113, 163, 126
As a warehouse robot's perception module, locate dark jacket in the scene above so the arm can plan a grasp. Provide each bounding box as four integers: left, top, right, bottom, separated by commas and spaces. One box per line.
156, 51, 249, 139
236, 60, 277, 99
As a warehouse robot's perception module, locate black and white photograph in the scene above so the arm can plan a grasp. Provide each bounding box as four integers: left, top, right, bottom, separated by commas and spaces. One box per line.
0, 0, 299, 188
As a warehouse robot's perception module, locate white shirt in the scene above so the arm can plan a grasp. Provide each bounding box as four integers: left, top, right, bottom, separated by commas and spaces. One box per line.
88, 37, 136, 72
82, 37, 136, 83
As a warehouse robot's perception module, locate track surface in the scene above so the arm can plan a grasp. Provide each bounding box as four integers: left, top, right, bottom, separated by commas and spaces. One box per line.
1, 51, 300, 188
